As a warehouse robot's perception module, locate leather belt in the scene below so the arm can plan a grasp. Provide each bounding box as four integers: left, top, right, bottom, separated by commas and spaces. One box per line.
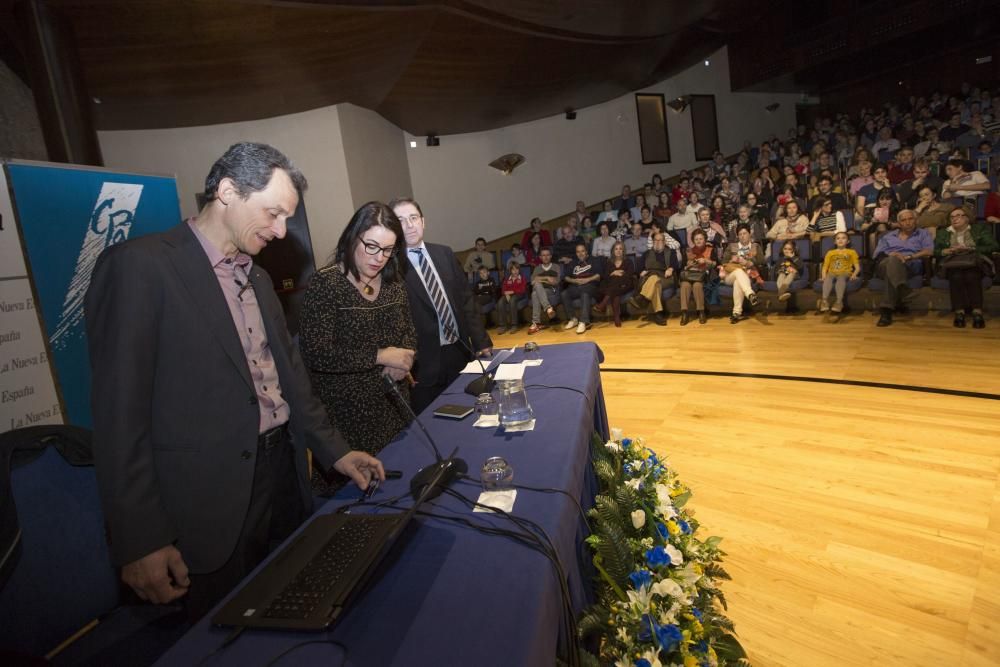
258, 423, 289, 450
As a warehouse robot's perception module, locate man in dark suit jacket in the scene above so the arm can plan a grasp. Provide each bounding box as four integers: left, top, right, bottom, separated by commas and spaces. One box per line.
390, 197, 492, 413
85, 143, 383, 619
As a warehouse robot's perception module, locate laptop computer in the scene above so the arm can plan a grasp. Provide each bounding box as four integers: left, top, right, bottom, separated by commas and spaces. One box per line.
212, 455, 456, 631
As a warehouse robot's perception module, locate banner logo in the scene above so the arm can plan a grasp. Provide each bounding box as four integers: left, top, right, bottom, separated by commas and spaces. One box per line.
51, 182, 144, 349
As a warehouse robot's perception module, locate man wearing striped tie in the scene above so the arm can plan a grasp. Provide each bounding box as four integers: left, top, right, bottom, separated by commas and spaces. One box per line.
391, 197, 493, 413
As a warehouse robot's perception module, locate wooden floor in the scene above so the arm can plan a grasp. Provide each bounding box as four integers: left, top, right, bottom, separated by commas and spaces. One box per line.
496, 311, 1000, 667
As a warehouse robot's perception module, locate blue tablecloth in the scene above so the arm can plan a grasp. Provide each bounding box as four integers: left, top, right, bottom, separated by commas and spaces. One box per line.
156, 341, 608, 667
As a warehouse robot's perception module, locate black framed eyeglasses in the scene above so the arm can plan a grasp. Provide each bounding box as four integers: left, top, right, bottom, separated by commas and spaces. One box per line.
361, 240, 395, 257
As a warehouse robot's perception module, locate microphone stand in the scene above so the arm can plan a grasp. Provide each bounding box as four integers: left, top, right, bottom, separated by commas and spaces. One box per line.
443, 321, 495, 396
382, 375, 468, 499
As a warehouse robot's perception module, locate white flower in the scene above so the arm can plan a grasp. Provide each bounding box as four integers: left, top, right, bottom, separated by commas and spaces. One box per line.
640, 537, 654, 549
650, 578, 684, 600
611, 427, 623, 440
639, 648, 663, 667
664, 544, 684, 566
655, 484, 678, 519
626, 585, 652, 609
605, 439, 621, 453
626, 478, 642, 491
631, 509, 646, 529
676, 562, 701, 586
616, 627, 629, 645
630, 459, 644, 471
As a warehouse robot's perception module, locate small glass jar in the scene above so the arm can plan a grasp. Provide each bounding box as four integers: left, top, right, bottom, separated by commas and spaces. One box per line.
480, 456, 514, 492
475, 392, 498, 418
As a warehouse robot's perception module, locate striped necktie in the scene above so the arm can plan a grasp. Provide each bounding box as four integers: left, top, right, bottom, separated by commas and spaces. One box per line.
411, 248, 459, 343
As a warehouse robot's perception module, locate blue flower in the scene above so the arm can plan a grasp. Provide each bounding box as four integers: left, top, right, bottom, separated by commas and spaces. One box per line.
637, 613, 655, 642
645, 546, 672, 567
678, 519, 692, 535
629, 569, 652, 590
655, 623, 683, 652
656, 522, 669, 540
691, 607, 703, 621
695, 640, 709, 653
623, 463, 634, 476
634, 659, 652, 667
622, 438, 632, 447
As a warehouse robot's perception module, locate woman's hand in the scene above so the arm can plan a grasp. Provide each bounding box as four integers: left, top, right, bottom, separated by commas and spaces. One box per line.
382, 366, 409, 382
377, 347, 415, 371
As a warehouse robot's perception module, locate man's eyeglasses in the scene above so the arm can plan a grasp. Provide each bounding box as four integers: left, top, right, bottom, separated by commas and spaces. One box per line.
361, 240, 395, 257
398, 214, 422, 225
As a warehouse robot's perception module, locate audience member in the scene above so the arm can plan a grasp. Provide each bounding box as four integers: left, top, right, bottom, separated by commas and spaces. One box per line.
464, 237, 496, 276
472, 265, 498, 319
808, 198, 847, 238
767, 200, 810, 240
934, 207, 997, 328
941, 158, 990, 202
667, 197, 698, 235
624, 222, 647, 262
896, 159, 944, 208
855, 164, 895, 217
721, 224, 763, 323
913, 184, 955, 230
654, 191, 674, 225
592, 221, 616, 258
563, 243, 601, 334
593, 241, 635, 328
614, 184, 636, 211
524, 232, 545, 266
528, 248, 561, 334
818, 231, 861, 314
579, 215, 596, 245
495, 262, 527, 334
628, 232, 678, 326
873, 209, 933, 327
689, 206, 727, 248
520, 217, 552, 249
678, 228, 714, 325
774, 239, 804, 304
807, 175, 849, 214
552, 224, 581, 264
887, 146, 916, 184
507, 243, 527, 270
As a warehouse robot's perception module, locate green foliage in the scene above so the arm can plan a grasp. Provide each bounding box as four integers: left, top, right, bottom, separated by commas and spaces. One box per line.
577, 607, 609, 639
593, 458, 619, 489
704, 562, 732, 581
714, 633, 749, 661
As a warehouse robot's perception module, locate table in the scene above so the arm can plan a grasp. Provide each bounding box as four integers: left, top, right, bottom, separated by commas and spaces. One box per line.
156, 341, 608, 667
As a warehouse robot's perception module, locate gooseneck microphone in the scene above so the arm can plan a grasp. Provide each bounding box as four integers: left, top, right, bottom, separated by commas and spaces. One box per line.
382, 374, 468, 499
442, 321, 494, 396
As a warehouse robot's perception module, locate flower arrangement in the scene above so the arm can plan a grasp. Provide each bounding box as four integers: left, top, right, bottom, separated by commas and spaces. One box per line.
577, 431, 749, 667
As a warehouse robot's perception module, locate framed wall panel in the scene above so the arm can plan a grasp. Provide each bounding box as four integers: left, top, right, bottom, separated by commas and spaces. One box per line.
634, 93, 671, 164
689, 94, 720, 161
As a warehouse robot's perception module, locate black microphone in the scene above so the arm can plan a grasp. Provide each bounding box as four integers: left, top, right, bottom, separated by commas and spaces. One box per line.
443, 321, 494, 396
381, 374, 468, 500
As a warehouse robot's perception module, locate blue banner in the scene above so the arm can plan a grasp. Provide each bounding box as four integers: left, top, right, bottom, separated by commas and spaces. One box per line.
6, 162, 181, 428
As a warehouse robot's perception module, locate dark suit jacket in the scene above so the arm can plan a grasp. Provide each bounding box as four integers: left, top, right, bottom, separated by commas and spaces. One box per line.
403, 243, 491, 387
85, 222, 350, 573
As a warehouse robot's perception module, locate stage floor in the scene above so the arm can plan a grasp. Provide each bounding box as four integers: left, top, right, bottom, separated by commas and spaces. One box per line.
495, 312, 1000, 667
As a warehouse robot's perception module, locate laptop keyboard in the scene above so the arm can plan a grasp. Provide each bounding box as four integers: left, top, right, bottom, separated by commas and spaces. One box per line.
263, 515, 396, 619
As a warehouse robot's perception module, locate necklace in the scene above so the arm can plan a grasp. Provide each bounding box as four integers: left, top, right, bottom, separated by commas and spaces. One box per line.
360, 277, 377, 295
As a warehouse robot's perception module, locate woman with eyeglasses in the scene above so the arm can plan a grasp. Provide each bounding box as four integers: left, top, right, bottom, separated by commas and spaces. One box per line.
933, 206, 998, 328
299, 202, 416, 492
